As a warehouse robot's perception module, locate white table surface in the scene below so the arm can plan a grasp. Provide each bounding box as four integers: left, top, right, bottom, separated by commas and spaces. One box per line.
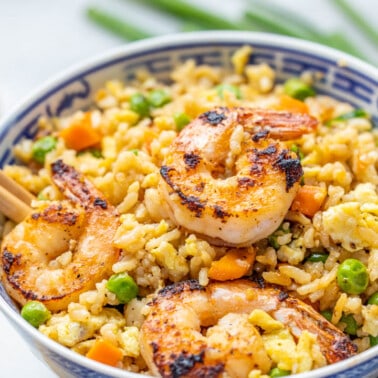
0, 1, 376, 377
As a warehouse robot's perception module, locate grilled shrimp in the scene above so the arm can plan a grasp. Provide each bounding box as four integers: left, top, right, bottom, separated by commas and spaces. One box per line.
0, 160, 120, 311
140, 279, 357, 378
159, 107, 317, 247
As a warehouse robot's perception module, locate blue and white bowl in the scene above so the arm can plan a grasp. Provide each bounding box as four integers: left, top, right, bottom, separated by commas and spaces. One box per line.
0, 32, 377, 378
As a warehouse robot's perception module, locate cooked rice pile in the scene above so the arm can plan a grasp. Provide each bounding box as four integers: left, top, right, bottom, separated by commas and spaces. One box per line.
1, 46, 377, 376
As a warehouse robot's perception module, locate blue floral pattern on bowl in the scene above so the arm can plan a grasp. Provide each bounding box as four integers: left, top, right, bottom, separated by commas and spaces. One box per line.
0, 32, 377, 378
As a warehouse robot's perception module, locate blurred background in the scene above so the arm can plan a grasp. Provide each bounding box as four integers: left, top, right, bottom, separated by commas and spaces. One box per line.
0, 0, 376, 376
0, 0, 377, 114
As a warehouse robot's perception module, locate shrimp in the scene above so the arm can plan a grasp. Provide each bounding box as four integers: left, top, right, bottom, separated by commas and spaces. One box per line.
159, 107, 317, 247
0, 160, 120, 311
140, 279, 357, 378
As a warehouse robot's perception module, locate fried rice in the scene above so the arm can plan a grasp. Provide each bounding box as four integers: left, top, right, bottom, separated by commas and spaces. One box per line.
1, 45, 377, 377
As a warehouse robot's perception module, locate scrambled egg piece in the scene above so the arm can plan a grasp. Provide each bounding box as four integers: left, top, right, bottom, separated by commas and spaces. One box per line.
262, 328, 297, 371
368, 249, 378, 281
248, 310, 325, 373
151, 241, 189, 281
362, 305, 378, 337
248, 309, 284, 332
249, 309, 296, 371
322, 183, 378, 251
294, 331, 326, 373
119, 326, 140, 358
40, 308, 125, 348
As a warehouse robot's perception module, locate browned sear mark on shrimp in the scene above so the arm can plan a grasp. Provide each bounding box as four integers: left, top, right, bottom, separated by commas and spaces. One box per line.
200, 109, 227, 125
160, 165, 206, 217
31, 203, 79, 225
237, 177, 256, 188
274, 150, 303, 190
156, 278, 205, 300
249, 146, 302, 191
254, 144, 277, 156
183, 152, 201, 169
252, 129, 269, 142
2, 250, 21, 275
213, 204, 229, 219
93, 197, 108, 209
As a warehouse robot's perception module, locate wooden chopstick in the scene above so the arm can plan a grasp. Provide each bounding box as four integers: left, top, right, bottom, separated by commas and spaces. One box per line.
0, 171, 35, 205
0, 171, 34, 223
0, 186, 32, 223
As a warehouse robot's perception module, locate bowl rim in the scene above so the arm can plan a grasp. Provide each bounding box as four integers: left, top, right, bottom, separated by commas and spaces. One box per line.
1, 30, 377, 129
0, 31, 377, 378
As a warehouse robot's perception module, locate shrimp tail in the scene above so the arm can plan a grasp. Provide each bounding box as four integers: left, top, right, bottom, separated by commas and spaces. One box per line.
51, 159, 109, 210
208, 279, 357, 364
274, 295, 358, 362
241, 108, 318, 140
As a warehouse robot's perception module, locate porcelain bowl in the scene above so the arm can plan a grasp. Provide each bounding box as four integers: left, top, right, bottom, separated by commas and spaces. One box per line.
0, 31, 377, 378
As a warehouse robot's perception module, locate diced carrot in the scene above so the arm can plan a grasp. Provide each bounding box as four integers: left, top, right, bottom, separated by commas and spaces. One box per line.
86, 339, 123, 367
275, 94, 310, 114
208, 248, 255, 281
60, 112, 101, 151
291, 185, 327, 217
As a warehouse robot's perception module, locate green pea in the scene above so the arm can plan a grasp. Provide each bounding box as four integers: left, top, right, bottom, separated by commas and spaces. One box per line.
77, 148, 103, 158
21, 301, 51, 327
216, 84, 242, 99
340, 313, 358, 335
290, 144, 304, 160
321, 309, 333, 322
269, 367, 291, 377
283, 77, 315, 101
337, 259, 369, 295
174, 112, 191, 131
326, 109, 369, 126
369, 335, 378, 347
88, 148, 103, 158
367, 292, 378, 305
130, 93, 150, 117
147, 89, 171, 108
307, 252, 329, 263
37, 191, 48, 201
268, 235, 280, 250
129, 149, 139, 156
106, 273, 138, 303
277, 222, 291, 234
32, 136, 57, 164
268, 223, 290, 250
